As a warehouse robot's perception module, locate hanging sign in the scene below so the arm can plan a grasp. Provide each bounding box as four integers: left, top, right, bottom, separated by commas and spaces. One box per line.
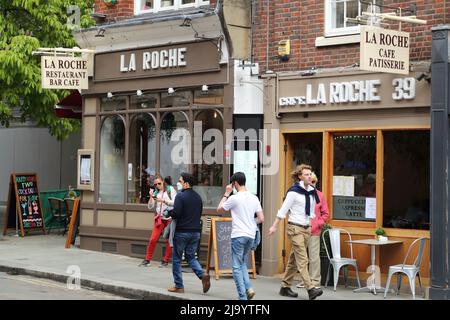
41, 56, 89, 89
360, 26, 410, 75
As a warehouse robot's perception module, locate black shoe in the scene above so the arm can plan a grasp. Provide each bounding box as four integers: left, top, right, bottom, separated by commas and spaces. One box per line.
279, 287, 298, 298
308, 287, 323, 300
138, 260, 150, 267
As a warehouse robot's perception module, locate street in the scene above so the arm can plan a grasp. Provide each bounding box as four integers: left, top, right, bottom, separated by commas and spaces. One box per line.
0, 272, 127, 300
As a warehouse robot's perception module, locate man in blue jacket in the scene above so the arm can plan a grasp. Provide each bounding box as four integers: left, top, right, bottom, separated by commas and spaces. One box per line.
167, 172, 210, 294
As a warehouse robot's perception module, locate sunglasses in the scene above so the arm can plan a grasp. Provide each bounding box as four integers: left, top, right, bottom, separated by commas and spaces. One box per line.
155, 182, 162, 185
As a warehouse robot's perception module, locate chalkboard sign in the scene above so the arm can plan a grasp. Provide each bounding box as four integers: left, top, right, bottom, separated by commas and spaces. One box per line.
3, 173, 46, 237
206, 217, 256, 280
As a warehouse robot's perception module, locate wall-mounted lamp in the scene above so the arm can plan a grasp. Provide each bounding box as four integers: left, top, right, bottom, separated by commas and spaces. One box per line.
416, 72, 431, 83
168, 87, 175, 95
180, 17, 192, 27
107, 92, 113, 98
136, 90, 143, 96
201, 84, 209, 94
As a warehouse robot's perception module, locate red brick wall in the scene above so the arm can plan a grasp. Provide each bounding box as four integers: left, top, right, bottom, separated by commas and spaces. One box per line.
94, 0, 217, 23
252, 1, 447, 73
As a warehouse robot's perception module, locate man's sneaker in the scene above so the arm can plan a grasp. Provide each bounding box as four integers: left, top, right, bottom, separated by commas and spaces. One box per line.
279, 287, 298, 298
201, 274, 211, 293
159, 261, 169, 268
296, 283, 305, 288
246, 288, 256, 300
308, 287, 323, 300
168, 287, 185, 293
138, 260, 150, 267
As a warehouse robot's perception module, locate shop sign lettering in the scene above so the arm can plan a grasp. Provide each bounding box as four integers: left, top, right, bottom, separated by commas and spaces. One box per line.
279, 77, 415, 107
41, 56, 88, 89
120, 47, 187, 72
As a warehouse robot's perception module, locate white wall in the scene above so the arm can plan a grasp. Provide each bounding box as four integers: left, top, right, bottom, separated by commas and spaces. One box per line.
233, 60, 264, 115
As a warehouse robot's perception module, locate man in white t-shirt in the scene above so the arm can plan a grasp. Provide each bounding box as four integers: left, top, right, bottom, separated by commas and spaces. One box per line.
217, 172, 264, 300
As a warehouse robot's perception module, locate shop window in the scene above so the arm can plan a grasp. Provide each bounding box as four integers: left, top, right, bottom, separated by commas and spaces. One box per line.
325, 0, 382, 37
128, 114, 157, 204
192, 110, 224, 208
130, 93, 158, 110
291, 133, 323, 190
161, 91, 191, 108
99, 116, 126, 204
134, 0, 209, 14
332, 133, 376, 221
383, 131, 430, 230
194, 88, 224, 106
101, 96, 126, 112
160, 112, 189, 183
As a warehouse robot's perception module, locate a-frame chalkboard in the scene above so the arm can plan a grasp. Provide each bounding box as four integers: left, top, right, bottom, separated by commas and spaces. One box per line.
206, 217, 256, 280
3, 173, 46, 237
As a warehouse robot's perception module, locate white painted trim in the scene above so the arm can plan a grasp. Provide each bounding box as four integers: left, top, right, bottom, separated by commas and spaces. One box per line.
315, 34, 360, 47
134, 0, 210, 15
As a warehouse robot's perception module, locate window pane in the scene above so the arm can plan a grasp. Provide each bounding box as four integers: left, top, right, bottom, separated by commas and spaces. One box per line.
331, 0, 345, 29
128, 114, 157, 204
192, 110, 224, 208
161, 91, 191, 108
130, 93, 158, 110
194, 88, 224, 105
160, 112, 189, 182
383, 131, 430, 230
101, 96, 126, 112
291, 133, 323, 190
161, 0, 174, 7
99, 116, 125, 204
346, 0, 359, 27
332, 133, 376, 221
182, 0, 195, 4
141, 0, 154, 10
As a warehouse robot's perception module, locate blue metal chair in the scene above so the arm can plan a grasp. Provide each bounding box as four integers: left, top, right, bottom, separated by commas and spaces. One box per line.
322, 228, 361, 291
384, 237, 427, 299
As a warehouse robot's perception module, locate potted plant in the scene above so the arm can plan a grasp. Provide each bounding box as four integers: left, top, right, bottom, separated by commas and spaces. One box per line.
375, 227, 386, 240
320, 223, 333, 286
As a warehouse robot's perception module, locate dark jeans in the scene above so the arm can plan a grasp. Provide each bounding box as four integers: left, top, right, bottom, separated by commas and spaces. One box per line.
172, 232, 204, 289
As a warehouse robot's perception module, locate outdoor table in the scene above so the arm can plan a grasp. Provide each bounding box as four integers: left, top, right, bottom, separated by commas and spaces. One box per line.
347, 238, 403, 295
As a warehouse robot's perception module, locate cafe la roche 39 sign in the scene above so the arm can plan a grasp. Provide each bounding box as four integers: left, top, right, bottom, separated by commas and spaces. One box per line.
360, 26, 410, 75
41, 56, 89, 90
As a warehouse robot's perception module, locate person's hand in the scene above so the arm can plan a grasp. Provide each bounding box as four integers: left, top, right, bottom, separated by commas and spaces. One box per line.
269, 225, 277, 235
225, 184, 233, 196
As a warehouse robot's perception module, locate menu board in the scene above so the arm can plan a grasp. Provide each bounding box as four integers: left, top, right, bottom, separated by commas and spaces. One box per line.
3, 173, 46, 237
206, 218, 256, 280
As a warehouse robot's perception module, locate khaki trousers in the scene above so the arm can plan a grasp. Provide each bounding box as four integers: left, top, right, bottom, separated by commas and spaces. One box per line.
281, 224, 314, 290
308, 235, 321, 287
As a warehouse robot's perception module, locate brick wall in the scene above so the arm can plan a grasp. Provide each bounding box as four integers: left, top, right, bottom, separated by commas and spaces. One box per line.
94, 0, 217, 23
252, 0, 447, 73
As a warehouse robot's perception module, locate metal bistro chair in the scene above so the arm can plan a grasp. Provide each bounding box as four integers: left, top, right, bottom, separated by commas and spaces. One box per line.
47, 197, 67, 234
384, 237, 428, 299
322, 228, 362, 291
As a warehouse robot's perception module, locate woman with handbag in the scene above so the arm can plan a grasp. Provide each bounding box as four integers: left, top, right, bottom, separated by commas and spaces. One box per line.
139, 174, 177, 268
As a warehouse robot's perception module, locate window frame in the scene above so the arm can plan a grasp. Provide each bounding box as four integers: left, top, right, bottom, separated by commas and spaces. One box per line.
134, 0, 210, 15
324, 0, 379, 38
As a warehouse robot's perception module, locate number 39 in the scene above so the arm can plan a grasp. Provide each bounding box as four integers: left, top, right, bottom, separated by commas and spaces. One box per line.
392, 77, 416, 100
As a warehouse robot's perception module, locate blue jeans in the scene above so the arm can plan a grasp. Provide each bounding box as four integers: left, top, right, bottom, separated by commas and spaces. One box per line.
172, 232, 204, 289
231, 236, 253, 300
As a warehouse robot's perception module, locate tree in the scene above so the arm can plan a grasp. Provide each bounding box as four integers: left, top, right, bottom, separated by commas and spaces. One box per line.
0, 0, 94, 139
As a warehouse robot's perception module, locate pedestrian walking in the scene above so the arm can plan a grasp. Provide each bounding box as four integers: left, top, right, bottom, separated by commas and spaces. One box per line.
139, 174, 176, 268
296, 172, 329, 288
167, 172, 210, 294
217, 172, 264, 300
269, 164, 323, 300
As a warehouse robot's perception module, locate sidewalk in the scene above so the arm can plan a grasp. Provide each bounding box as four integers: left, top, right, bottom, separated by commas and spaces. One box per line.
0, 233, 423, 300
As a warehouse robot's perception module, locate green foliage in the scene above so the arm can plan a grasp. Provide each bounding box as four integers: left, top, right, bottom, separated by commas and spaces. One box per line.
0, 0, 94, 140
375, 227, 386, 236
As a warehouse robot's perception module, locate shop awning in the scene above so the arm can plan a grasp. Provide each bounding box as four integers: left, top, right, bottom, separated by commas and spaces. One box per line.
54, 90, 82, 119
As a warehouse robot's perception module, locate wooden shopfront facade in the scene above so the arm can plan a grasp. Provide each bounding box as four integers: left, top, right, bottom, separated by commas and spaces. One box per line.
261, 69, 431, 283
77, 31, 233, 261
